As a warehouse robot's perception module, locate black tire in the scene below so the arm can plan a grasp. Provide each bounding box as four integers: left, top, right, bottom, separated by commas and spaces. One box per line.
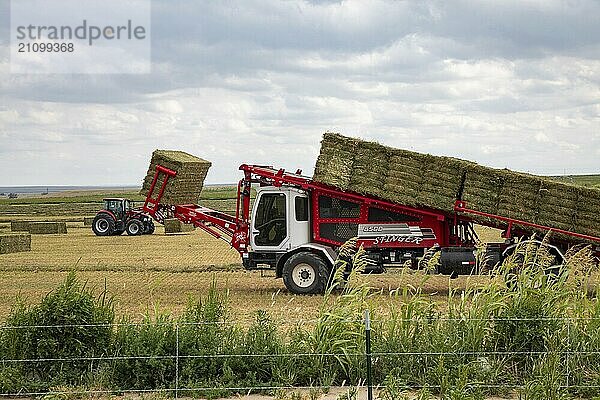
282, 252, 331, 295
113, 230, 125, 236
144, 222, 155, 235
92, 214, 115, 236
126, 219, 144, 236
502, 243, 565, 289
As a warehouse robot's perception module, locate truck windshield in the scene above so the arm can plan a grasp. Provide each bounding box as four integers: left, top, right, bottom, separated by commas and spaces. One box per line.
254, 193, 287, 246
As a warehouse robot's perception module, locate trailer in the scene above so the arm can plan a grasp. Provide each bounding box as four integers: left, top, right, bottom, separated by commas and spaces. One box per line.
140, 163, 600, 294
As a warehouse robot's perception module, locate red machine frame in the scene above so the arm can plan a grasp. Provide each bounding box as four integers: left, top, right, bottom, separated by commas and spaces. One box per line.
142, 164, 600, 255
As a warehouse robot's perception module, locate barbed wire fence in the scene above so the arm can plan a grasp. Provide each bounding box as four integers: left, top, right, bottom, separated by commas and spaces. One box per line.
2, 314, 600, 398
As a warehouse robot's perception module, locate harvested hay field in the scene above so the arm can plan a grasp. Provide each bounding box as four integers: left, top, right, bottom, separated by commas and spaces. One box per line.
28, 221, 67, 234
0, 215, 507, 322
314, 132, 600, 238
140, 150, 211, 205
0, 225, 239, 272
164, 218, 195, 234
83, 216, 94, 226
0, 233, 31, 254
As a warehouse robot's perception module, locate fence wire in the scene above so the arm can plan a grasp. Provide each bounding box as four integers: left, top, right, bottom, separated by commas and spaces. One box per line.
2, 317, 600, 397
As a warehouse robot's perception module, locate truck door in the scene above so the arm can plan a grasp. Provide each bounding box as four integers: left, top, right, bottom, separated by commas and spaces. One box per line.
251, 192, 289, 250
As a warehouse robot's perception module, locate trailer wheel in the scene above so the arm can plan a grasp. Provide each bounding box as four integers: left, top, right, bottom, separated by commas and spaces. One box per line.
126, 220, 143, 236
282, 252, 330, 295
92, 214, 115, 236
502, 241, 566, 289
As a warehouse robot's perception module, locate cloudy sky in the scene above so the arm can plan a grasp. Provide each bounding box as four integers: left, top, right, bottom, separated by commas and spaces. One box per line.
1, 0, 599, 186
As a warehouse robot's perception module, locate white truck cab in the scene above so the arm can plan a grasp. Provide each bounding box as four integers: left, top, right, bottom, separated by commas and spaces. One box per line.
246, 186, 337, 294
250, 186, 310, 252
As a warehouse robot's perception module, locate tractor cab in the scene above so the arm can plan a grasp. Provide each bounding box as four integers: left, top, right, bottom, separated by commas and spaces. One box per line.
103, 198, 133, 220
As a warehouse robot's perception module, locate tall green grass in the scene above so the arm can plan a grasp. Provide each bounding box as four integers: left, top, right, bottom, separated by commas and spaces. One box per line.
0, 241, 599, 398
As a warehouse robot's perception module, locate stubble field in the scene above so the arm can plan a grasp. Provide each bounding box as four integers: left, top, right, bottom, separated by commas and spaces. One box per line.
0, 178, 597, 323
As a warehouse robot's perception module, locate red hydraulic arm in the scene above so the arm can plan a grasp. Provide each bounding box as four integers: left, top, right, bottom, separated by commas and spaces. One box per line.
142, 165, 177, 220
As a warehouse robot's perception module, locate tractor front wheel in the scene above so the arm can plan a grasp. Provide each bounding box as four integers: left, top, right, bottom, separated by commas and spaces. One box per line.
282, 252, 331, 295
126, 220, 144, 236
92, 214, 115, 236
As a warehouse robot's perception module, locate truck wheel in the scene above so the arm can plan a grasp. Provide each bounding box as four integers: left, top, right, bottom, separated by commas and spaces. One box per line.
92, 214, 115, 236
282, 252, 330, 295
126, 220, 143, 236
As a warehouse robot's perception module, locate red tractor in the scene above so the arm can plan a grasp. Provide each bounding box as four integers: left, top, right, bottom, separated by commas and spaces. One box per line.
92, 198, 155, 236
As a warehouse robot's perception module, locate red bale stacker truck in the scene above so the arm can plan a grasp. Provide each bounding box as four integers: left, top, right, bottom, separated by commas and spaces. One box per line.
136, 163, 600, 294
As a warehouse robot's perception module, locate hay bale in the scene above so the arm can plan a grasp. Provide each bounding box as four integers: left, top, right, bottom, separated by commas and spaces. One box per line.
0, 234, 31, 254
462, 164, 504, 215
348, 141, 390, 199
496, 171, 542, 223
83, 217, 94, 227
417, 155, 470, 212
140, 150, 211, 205
382, 149, 428, 207
28, 222, 67, 234
164, 218, 195, 234
313, 133, 359, 189
10, 221, 31, 232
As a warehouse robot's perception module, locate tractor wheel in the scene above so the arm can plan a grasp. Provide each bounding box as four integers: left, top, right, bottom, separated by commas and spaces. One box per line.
126, 220, 144, 236
113, 230, 125, 236
144, 222, 155, 235
92, 214, 115, 236
282, 252, 331, 295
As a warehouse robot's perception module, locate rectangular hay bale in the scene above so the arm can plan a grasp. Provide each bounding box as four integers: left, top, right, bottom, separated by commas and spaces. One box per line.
140, 150, 212, 205
83, 217, 94, 227
313, 132, 359, 189
10, 221, 31, 232
164, 218, 195, 234
28, 222, 68, 234
0, 234, 31, 254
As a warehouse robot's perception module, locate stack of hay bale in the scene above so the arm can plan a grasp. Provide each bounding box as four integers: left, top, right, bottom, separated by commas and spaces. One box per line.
0, 234, 31, 254
140, 150, 211, 205
313, 132, 600, 238
163, 218, 195, 234
314, 133, 471, 213
28, 222, 68, 234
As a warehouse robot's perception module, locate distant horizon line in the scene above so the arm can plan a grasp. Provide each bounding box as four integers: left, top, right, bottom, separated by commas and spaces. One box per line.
0, 183, 236, 188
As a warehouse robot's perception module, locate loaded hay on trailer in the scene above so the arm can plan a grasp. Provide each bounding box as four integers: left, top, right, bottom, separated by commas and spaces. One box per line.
163, 218, 195, 234
313, 132, 600, 238
140, 150, 211, 205
28, 222, 67, 235
0, 233, 31, 254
